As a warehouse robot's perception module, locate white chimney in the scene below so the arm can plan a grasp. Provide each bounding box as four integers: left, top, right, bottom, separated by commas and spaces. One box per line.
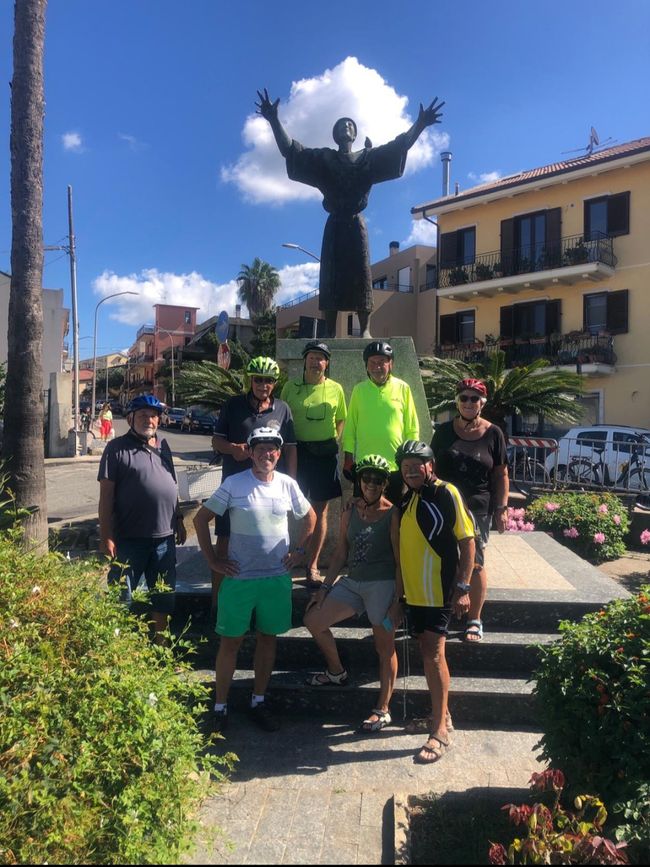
441, 151, 452, 196
389, 241, 400, 256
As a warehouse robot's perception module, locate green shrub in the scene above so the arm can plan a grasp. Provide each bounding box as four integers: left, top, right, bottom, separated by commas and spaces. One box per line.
0, 533, 234, 865
533, 586, 649, 842
612, 784, 650, 863
526, 492, 630, 563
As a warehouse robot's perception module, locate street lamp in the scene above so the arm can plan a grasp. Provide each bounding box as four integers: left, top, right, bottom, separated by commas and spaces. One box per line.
92, 292, 138, 420
155, 326, 177, 407
281, 242, 320, 262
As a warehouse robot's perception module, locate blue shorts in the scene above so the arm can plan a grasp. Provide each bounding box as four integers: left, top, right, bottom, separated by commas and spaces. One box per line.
108, 535, 176, 614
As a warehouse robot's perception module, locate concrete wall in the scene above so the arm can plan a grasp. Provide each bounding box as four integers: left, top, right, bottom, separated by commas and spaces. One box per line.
48, 371, 74, 457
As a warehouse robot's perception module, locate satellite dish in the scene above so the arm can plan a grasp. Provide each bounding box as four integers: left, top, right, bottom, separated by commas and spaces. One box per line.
215, 310, 229, 344
561, 127, 616, 157
590, 126, 600, 147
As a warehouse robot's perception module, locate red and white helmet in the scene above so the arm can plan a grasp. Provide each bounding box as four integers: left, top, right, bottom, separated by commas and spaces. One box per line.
456, 378, 487, 398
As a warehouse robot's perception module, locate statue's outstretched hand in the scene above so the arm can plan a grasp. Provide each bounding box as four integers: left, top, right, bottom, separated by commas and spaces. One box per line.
256, 88, 280, 122
418, 97, 445, 128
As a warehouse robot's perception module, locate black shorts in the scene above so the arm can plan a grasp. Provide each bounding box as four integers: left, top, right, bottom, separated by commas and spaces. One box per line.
296, 444, 342, 502
406, 603, 453, 637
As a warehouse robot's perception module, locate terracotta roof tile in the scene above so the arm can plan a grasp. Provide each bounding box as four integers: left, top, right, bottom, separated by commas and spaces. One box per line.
412, 136, 650, 214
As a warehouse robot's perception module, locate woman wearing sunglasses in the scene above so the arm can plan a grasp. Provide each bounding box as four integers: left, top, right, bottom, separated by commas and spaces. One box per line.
430, 378, 508, 642
303, 454, 403, 732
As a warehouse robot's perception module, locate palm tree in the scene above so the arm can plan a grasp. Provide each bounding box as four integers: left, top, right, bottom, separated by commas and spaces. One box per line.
3, 0, 48, 546
237, 258, 281, 319
421, 351, 585, 432
175, 362, 246, 413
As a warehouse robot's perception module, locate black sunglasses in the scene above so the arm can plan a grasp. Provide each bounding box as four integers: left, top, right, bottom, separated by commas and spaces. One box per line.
252, 376, 276, 385
360, 473, 386, 485
458, 394, 481, 403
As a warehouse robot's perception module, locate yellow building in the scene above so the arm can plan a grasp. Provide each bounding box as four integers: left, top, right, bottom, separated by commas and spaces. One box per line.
411, 136, 650, 434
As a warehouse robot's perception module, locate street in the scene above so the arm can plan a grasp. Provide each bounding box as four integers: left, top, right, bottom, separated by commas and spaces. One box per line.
46, 417, 215, 522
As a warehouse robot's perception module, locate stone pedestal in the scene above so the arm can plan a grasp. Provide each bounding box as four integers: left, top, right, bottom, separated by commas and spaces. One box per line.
277, 336, 431, 568
48, 372, 73, 457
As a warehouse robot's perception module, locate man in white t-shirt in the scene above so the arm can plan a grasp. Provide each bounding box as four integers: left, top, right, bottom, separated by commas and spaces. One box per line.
194, 427, 316, 732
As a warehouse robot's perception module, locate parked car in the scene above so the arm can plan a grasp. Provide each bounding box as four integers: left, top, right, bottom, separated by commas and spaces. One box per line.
184, 410, 218, 435
545, 424, 650, 484
161, 407, 186, 429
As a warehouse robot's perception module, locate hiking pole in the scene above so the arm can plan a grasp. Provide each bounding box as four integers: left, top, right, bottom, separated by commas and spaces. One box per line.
400, 607, 411, 720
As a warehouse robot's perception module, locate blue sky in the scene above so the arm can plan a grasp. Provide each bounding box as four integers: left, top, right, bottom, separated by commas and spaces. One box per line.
1, 0, 648, 358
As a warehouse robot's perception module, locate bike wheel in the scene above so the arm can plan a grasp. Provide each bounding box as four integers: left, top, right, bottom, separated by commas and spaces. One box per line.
568, 458, 596, 485
628, 468, 650, 507
531, 460, 550, 484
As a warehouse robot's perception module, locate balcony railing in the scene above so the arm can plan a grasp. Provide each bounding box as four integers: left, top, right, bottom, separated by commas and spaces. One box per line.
439, 232, 616, 289
437, 331, 616, 368
278, 289, 319, 310
136, 324, 155, 339
373, 282, 414, 293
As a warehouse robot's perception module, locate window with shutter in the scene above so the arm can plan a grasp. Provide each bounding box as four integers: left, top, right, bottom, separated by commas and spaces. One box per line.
584, 192, 630, 239
500, 219, 514, 275
500, 305, 514, 339
606, 289, 629, 334
440, 232, 458, 268
439, 313, 457, 345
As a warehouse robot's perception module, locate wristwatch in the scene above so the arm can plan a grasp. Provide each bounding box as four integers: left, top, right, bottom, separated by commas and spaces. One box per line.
455, 582, 472, 593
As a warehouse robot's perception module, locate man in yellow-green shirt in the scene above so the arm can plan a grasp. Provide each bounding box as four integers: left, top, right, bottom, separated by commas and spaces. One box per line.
281, 340, 347, 588
342, 340, 419, 503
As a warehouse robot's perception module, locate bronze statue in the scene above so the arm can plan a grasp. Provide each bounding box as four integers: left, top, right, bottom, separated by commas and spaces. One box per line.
257, 89, 444, 337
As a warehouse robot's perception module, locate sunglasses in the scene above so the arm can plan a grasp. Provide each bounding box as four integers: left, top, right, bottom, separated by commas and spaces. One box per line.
252, 376, 277, 385
458, 394, 481, 403
360, 473, 386, 485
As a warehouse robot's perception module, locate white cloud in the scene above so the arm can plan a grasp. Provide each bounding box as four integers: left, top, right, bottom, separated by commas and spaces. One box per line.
468, 170, 502, 184
221, 56, 449, 205
118, 132, 147, 151
402, 218, 438, 248
62, 131, 83, 153
92, 262, 320, 327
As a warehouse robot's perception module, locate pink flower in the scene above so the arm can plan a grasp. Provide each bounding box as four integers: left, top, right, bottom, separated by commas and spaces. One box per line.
523, 522, 535, 532
507, 520, 518, 531
613, 515, 621, 525
640, 529, 650, 546
598, 503, 609, 514
593, 532, 606, 544
545, 502, 560, 511
563, 527, 579, 539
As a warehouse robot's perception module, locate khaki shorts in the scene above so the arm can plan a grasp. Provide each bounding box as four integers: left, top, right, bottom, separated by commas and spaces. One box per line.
329, 575, 395, 626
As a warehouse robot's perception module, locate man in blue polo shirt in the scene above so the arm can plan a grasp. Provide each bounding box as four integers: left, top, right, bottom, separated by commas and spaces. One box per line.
98, 394, 186, 639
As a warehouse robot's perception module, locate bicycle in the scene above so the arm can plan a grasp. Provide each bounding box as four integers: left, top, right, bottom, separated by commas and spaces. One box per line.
567, 443, 650, 505
508, 445, 551, 494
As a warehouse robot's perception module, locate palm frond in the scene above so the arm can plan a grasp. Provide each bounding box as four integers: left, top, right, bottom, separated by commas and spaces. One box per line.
175, 362, 244, 411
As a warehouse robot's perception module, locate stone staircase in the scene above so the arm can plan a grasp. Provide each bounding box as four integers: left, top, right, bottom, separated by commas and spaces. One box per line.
173, 584, 606, 730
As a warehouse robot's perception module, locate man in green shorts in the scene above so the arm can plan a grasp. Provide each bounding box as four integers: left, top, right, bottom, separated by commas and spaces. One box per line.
343, 340, 419, 503
194, 427, 316, 732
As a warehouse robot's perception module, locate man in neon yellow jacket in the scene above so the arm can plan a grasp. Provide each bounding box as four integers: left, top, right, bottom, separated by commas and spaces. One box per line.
343, 341, 419, 503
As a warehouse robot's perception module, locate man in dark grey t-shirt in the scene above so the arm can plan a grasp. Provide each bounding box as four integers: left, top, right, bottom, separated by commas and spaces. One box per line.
98, 394, 187, 639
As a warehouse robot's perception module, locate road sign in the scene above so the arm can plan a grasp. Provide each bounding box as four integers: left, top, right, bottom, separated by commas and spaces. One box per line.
215, 310, 229, 344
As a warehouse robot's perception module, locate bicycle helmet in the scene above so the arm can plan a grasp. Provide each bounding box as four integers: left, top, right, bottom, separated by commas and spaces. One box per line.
363, 341, 393, 364
247, 426, 284, 449
456, 378, 487, 397
127, 394, 165, 415
395, 440, 434, 466
301, 340, 331, 360
246, 356, 280, 380
354, 454, 391, 479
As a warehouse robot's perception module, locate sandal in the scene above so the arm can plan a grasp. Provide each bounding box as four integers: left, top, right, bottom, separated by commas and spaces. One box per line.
305, 568, 324, 590
464, 619, 483, 642
359, 709, 392, 733
405, 711, 454, 734
306, 668, 349, 687
414, 734, 451, 764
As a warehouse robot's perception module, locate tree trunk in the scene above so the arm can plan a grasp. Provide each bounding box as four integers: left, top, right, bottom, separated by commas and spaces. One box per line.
3, 0, 49, 548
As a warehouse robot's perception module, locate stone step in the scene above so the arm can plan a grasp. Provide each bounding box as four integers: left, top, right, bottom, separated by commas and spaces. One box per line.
175, 586, 606, 634
177, 624, 556, 676
191, 668, 537, 727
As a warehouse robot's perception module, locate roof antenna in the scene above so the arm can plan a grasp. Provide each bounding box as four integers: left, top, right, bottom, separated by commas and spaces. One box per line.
561, 126, 617, 157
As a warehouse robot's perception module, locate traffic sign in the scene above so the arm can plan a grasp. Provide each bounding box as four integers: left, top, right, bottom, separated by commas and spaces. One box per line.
215, 310, 229, 344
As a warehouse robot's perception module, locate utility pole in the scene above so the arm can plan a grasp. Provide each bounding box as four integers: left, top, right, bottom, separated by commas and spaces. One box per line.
45, 185, 79, 431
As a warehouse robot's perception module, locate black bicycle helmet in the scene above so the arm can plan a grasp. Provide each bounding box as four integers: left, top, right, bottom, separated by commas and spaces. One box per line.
301, 340, 331, 360
395, 440, 434, 466
363, 341, 393, 364
127, 394, 165, 415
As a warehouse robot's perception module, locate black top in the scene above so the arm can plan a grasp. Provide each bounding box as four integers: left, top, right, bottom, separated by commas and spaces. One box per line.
431, 421, 508, 517
213, 393, 296, 480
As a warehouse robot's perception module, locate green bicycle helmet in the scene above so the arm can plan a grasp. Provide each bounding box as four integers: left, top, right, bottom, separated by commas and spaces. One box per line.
354, 454, 391, 479
246, 356, 280, 380
395, 440, 434, 466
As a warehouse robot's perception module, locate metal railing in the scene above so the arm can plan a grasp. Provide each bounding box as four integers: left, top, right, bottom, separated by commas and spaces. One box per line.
507, 434, 650, 501
278, 289, 319, 310
373, 282, 414, 293
437, 332, 616, 368
439, 232, 616, 289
